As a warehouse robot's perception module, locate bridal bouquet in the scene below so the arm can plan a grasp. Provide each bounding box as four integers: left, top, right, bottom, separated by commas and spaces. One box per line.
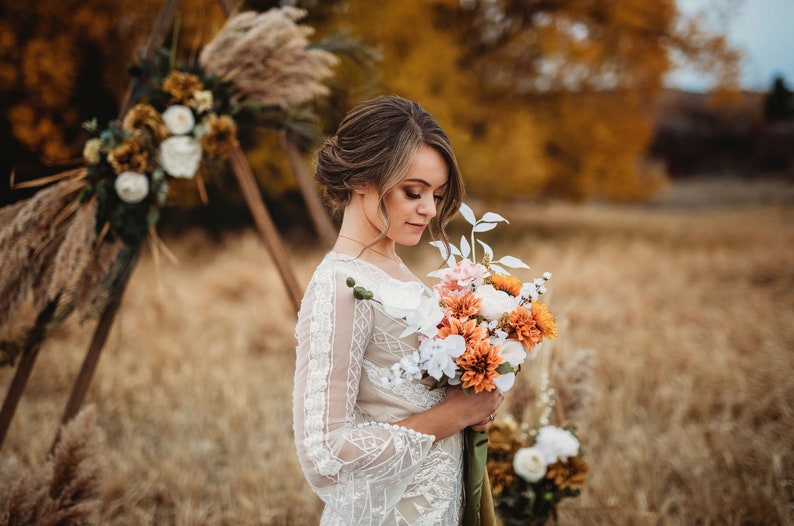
379, 203, 558, 395
350, 203, 558, 525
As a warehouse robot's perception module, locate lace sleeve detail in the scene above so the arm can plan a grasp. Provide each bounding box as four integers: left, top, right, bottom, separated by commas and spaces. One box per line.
292, 258, 436, 520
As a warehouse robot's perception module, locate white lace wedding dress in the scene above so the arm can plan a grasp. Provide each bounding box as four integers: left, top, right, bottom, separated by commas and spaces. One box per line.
293, 252, 464, 525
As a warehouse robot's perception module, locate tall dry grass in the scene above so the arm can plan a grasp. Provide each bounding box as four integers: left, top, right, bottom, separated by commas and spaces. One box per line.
1, 190, 792, 524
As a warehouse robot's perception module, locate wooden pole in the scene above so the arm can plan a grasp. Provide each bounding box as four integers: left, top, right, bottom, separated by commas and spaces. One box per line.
52, 247, 139, 451
0, 301, 59, 450
278, 130, 337, 248
228, 146, 303, 313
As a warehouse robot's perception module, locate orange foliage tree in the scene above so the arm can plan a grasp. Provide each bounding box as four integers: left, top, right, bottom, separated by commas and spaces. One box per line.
1, 0, 741, 205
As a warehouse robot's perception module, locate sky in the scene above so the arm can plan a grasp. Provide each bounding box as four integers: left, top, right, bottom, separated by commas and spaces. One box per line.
666, 0, 794, 92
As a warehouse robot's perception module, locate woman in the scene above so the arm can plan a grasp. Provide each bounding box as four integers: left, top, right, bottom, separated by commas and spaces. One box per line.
293, 95, 504, 525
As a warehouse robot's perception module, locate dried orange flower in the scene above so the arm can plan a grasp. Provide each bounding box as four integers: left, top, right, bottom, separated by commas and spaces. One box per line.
489, 273, 523, 296
442, 292, 481, 319
122, 103, 169, 142
508, 305, 541, 349
456, 339, 504, 393
107, 134, 150, 174
486, 416, 522, 455
531, 301, 558, 339
200, 114, 238, 159
545, 456, 588, 490
487, 460, 516, 496
162, 71, 204, 104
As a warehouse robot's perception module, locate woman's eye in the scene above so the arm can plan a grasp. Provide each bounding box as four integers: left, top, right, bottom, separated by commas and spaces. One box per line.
433, 195, 443, 202
405, 191, 420, 199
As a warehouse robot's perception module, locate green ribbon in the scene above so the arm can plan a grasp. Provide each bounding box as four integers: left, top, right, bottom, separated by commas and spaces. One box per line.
462, 428, 496, 526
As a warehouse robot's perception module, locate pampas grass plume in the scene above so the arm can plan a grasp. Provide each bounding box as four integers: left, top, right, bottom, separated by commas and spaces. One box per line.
0, 406, 103, 526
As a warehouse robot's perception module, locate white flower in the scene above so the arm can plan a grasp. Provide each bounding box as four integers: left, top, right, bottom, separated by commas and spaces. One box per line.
420, 334, 465, 380
535, 425, 580, 463
159, 136, 202, 179
375, 282, 444, 338
189, 90, 214, 113
499, 339, 527, 368
82, 138, 103, 165
403, 295, 444, 338
476, 284, 518, 320
162, 105, 196, 135
513, 447, 548, 482
493, 371, 515, 392
114, 171, 149, 203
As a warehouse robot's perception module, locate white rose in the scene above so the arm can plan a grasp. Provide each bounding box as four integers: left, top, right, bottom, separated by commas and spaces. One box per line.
476, 284, 518, 320
162, 104, 196, 135
160, 136, 202, 179
403, 295, 444, 338
513, 447, 548, 482
535, 426, 580, 463
377, 279, 425, 320
114, 171, 149, 204
493, 371, 516, 392
499, 339, 527, 368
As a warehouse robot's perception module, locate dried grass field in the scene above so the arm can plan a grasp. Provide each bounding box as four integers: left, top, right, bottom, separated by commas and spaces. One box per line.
1, 181, 793, 525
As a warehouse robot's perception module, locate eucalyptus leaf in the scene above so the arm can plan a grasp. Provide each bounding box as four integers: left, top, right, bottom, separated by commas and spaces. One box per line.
459, 202, 476, 225
497, 255, 531, 269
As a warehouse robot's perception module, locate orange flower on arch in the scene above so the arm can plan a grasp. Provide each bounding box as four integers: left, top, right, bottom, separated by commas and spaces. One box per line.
456, 339, 505, 393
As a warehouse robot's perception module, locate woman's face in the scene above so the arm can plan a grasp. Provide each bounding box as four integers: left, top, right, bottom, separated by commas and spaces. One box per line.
361, 143, 449, 247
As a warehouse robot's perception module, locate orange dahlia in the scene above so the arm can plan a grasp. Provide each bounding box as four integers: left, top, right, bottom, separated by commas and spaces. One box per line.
438, 317, 488, 351
456, 339, 504, 393
531, 301, 558, 339
508, 305, 541, 349
489, 273, 523, 297
442, 292, 481, 319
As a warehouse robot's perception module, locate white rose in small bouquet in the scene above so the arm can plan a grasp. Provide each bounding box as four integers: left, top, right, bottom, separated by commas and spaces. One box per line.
535, 425, 580, 463
513, 447, 548, 483
114, 171, 149, 203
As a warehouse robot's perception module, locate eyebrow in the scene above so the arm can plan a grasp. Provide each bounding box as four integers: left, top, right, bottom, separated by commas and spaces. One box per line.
404, 178, 447, 189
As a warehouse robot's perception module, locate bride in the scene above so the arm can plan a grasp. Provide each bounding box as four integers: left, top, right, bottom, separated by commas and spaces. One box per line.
292, 95, 504, 525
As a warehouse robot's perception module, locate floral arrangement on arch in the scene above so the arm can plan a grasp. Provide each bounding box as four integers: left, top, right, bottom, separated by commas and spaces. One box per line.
0, 7, 339, 365
347, 203, 559, 524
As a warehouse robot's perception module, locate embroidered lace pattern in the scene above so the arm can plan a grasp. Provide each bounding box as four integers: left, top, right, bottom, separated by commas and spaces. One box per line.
293, 253, 463, 525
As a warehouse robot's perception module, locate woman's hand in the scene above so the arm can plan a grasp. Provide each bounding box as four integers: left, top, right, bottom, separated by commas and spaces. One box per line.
442, 385, 504, 432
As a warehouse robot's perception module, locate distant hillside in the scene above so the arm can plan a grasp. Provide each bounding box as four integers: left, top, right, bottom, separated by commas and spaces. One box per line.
649, 88, 794, 179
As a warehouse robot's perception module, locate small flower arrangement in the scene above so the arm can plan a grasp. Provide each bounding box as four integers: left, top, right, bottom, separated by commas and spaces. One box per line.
79, 54, 239, 245
487, 371, 589, 525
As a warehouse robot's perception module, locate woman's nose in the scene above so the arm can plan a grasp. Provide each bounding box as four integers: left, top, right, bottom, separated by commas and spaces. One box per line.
418, 196, 437, 218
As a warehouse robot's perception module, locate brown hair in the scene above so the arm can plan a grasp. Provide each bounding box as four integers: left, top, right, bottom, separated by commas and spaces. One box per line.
314, 95, 464, 245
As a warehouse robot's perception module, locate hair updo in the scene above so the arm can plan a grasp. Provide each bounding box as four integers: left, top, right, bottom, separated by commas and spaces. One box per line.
314, 95, 464, 243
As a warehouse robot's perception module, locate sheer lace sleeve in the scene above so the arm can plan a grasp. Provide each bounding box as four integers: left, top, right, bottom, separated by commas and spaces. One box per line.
292, 257, 436, 522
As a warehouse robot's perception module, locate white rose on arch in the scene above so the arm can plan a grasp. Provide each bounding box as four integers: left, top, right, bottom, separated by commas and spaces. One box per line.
162, 105, 196, 135
160, 136, 202, 179
114, 171, 149, 204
